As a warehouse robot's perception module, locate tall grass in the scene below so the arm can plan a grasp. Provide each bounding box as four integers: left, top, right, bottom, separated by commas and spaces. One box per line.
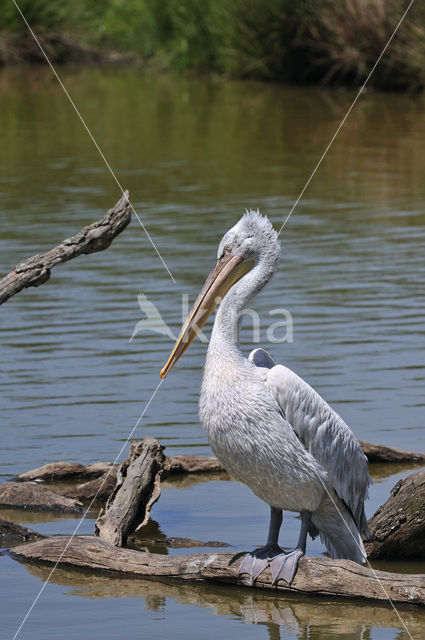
299, 0, 425, 90
1, 0, 424, 90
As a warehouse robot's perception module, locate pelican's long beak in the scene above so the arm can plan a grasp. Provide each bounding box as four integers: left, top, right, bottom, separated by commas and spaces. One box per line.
160, 254, 253, 378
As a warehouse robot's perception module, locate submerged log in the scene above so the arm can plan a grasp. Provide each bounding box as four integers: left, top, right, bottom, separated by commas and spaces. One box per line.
0, 518, 45, 545
60, 470, 118, 502
166, 455, 224, 474
14, 461, 117, 484
366, 469, 425, 560
0, 482, 82, 513
165, 456, 225, 474
9, 535, 425, 606
95, 437, 165, 546
0, 192, 131, 305
14, 456, 222, 484
359, 440, 425, 464
129, 535, 230, 549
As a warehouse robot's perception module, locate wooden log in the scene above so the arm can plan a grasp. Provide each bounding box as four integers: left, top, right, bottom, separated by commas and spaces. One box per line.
0, 482, 82, 513
60, 470, 118, 502
0, 192, 131, 305
95, 437, 165, 546
16, 561, 425, 637
366, 469, 425, 560
0, 518, 45, 545
14, 456, 221, 483
166, 455, 225, 474
16, 462, 86, 482
14, 461, 116, 483
129, 535, 230, 549
9, 535, 425, 606
359, 440, 425, 464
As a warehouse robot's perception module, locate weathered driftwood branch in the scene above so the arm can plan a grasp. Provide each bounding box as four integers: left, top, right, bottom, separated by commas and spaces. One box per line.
0, 518, 45, 545
0, 482, 82, 513
9, 535, 425, 606
0, 191, 131, 305
129, 535, 230, 550
14, 455, 222, 485
366, 469, 425, 560
359, 440, 425, 464
14, 461, 115, 483
95, 437, 166, 546
165, 455, 224, 474
16, 561, 425, 636
60, 471, 118, 502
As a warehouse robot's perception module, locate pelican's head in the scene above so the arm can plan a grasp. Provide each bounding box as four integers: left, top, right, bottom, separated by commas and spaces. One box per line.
160, 211, 280, 378
217, 209, 280, 268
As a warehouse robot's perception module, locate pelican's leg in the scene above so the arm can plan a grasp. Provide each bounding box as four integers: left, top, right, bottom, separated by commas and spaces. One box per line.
269, 509, 311, 585
238, 507, 283, 584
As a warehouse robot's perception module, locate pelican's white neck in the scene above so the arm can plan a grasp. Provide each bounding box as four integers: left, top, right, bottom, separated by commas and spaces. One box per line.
210, 248, 280, 354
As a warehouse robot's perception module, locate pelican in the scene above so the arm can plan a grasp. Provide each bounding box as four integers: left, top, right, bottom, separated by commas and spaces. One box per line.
160, 211, 371, 584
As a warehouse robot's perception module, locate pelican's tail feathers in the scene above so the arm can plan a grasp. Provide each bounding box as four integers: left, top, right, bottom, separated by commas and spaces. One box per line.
311, 496, 366, 565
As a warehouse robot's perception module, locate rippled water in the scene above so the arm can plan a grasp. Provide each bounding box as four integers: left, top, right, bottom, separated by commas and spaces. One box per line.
1, 66, 424, 640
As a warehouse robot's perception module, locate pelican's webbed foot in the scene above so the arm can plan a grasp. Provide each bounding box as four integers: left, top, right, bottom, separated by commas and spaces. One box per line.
237, 545, 282, 585
269, 548, 304, 585
238, 546, 304, 586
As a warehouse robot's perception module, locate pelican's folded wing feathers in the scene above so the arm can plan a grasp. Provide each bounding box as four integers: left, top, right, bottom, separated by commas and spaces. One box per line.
250, 349, 371, 538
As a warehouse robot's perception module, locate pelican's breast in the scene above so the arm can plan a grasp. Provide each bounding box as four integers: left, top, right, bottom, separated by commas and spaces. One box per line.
199, 354, 326, 512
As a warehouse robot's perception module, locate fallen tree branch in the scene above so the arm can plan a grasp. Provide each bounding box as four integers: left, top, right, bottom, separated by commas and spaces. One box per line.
95, 437, 166, 546
14, 461, 115, 483
9, 535, 425, 606
60, 471, 117, 502
0, 518, 45, 545
359, 440, 425, 464
0, 482, 82, 513
17, 559, 425, 636
165, 455, 224, 474
13, 455, 223, 486
128, 535, 230, 550
0, 191, 131, 305
366, 468, 425, 560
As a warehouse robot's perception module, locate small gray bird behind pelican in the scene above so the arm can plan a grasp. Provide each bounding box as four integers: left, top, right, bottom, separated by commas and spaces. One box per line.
160, 211, 371, 584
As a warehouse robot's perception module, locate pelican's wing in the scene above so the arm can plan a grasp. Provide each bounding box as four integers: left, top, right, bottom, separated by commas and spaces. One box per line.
250, 349, 371, 537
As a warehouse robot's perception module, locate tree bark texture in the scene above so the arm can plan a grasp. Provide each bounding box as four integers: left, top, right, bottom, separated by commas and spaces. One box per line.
359, 440, 425, 464
14, 461, 115, 483
10, 535, 425, 606
366, 469, 425, 560
60, 471, 118, 502
0, 518, 45, 545
0, 482, 82, 513
94, 437, 166, 546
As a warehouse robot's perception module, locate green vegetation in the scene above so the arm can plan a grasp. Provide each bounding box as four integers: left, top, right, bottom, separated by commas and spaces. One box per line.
1, 0, 425, 90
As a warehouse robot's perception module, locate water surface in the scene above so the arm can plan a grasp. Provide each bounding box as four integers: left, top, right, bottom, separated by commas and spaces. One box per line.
1, 66, 424, 640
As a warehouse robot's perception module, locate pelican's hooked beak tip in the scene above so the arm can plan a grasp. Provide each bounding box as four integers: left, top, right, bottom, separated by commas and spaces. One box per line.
159, 368, 166, 379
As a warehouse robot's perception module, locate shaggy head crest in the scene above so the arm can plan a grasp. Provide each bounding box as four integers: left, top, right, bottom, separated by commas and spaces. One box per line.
239, 209, 278, 242
217, 209, 280, 266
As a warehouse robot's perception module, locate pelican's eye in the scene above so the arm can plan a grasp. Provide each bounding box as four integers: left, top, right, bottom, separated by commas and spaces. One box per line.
224, 244, 232, 255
